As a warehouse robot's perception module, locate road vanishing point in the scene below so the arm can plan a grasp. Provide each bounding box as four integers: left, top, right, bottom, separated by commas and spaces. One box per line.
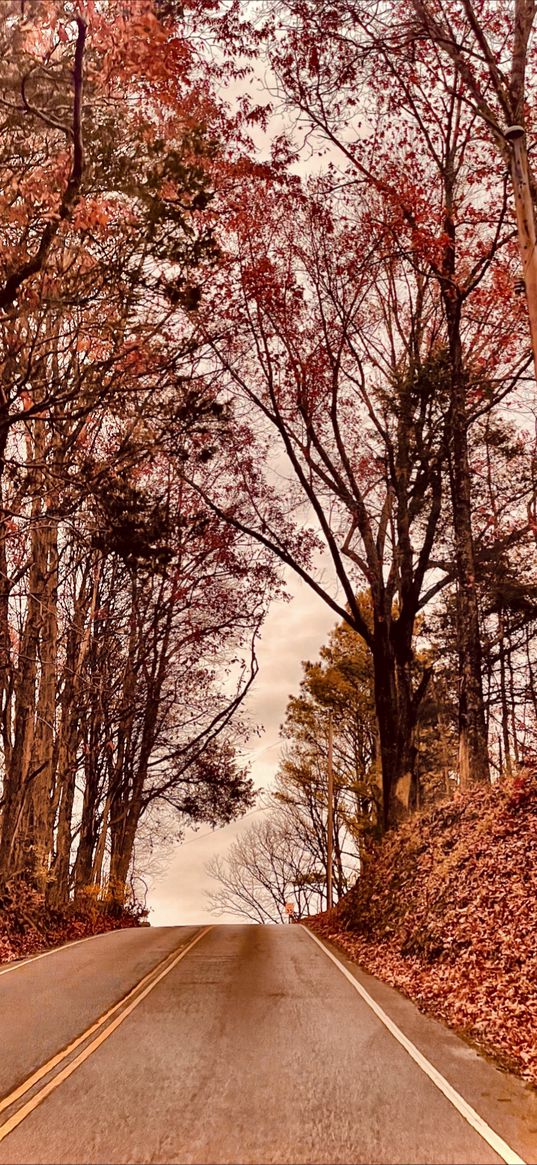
0, 924, 536, 1165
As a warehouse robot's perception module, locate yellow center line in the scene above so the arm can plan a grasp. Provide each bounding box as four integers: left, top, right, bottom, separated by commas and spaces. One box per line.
0, 926, 212, 1144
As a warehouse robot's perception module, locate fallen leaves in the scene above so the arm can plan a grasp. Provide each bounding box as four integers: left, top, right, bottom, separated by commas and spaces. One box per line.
307, 770, 537, 1085
0, 880, 144, 965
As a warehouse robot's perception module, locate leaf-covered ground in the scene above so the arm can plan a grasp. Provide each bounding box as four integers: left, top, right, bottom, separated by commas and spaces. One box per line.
307, 770, 537, 1084
0, 882, 144, 964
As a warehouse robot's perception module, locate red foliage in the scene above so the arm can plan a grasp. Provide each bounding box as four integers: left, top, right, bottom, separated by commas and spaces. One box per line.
307, 771, 537, 1083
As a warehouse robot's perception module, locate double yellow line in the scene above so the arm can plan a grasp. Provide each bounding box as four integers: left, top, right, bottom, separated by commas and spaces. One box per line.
0, 925, 211, 1145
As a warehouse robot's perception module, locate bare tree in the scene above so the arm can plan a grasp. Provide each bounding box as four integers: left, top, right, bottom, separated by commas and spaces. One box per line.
206, 812, 330, 924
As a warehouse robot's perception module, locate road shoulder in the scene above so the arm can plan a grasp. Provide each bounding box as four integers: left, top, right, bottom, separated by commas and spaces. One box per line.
302, 925, 537, 1165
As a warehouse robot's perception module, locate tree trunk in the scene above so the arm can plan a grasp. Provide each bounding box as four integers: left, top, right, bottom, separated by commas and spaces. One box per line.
441, 180, 490, 787
24, 511, 59, 892
445, 300, 490, 787
49, 557, 101, 907
372, 622, 420, 829
497, 607, 512, 772
0, 498, 44, 881
73, 734, 101, 897
108, 799, 140, 909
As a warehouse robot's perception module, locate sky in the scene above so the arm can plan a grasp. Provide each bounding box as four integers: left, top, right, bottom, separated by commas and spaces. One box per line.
149, 575, 336, 926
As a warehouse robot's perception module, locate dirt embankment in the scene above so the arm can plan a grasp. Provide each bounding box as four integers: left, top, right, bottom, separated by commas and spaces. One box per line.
307, 770, 537, 1084
0, 882, 144, 964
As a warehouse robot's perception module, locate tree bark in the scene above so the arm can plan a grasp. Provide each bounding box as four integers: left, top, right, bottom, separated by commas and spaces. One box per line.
372, 621, 421, 829
444, 285, 490, 786
49, 557, 101, 907
0, 490, 45, 881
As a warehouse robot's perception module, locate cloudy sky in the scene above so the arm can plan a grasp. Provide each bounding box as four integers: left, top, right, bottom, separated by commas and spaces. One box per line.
149, 575, 336, 926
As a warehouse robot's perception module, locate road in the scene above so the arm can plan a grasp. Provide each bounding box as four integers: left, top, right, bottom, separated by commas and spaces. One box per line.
0, 924, 535, 1165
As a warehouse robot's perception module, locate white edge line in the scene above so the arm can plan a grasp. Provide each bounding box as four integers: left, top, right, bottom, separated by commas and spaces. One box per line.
302, 926, 526, 1165
0, 923, 199, 979
0, 929, 117, 978
0, 925, 213, 1144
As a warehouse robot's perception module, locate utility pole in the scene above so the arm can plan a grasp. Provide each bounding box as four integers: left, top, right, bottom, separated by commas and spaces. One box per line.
326, 709, 334, 910
506, 125, 537, 382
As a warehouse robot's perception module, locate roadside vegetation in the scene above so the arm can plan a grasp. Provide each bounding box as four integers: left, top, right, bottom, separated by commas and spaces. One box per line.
0, 879, 145, 964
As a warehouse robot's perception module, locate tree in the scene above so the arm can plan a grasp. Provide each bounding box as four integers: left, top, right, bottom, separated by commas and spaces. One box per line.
192, 153, 533, 819
276, 608, 459, 879
190, 180, 460, 826
189, 0, 537, 800
407, 0, 537, 375
0, 0, 277, 906
277, 615, 379, 867
206, 811, 331, 923
206, 606, 456, 926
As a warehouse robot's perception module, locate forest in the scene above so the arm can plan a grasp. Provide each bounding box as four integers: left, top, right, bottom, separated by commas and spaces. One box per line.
0, 0, 536, 987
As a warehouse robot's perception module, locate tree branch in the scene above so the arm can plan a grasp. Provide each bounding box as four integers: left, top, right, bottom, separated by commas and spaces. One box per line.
0, 17, 87, 312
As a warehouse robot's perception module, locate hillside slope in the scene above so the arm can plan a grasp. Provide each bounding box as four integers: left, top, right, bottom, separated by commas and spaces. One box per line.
308, 770, 537, 1083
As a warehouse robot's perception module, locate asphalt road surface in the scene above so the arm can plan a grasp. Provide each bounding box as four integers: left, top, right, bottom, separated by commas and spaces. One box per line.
0, 924, 535, 1165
